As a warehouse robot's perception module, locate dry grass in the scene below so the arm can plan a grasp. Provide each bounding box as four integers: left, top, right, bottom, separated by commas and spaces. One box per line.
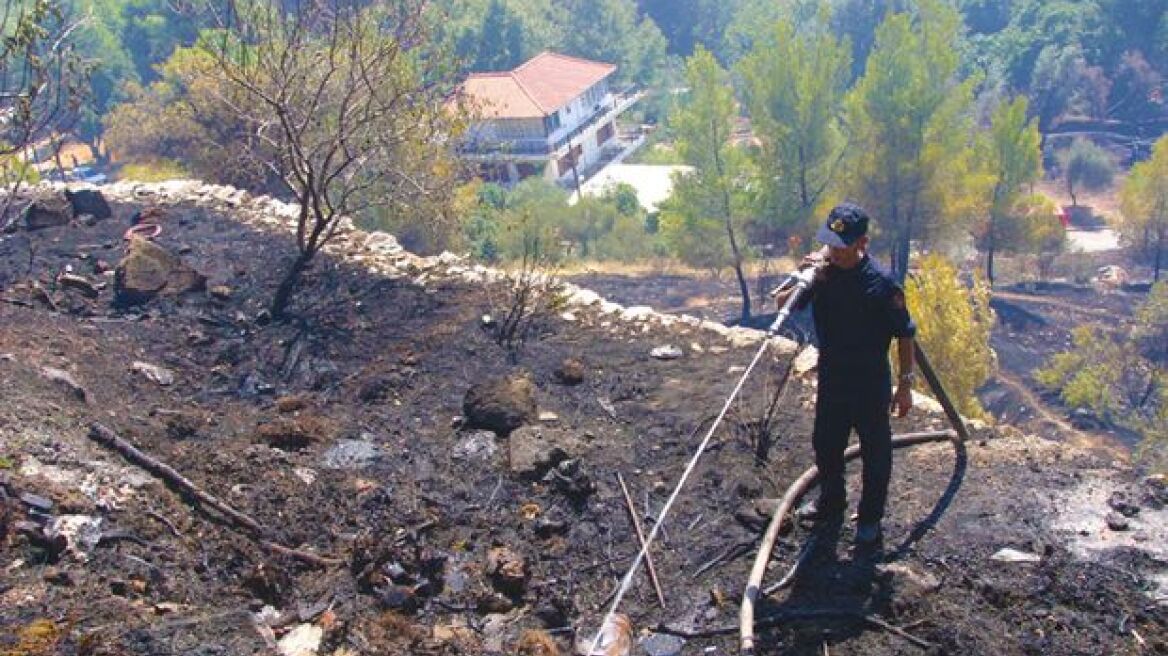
557, 256, 801, 278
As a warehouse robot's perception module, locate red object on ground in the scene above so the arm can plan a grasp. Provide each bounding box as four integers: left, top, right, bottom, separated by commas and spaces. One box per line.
1056, 208, 1070, 228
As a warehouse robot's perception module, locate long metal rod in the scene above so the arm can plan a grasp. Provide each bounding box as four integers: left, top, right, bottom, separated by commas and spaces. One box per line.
586, 266, 819, 653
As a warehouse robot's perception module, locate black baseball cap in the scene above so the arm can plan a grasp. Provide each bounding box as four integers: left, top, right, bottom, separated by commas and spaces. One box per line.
815, 202, 869, 248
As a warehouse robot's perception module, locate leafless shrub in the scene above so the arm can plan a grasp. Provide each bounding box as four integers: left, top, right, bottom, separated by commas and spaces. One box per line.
486, 230, 565, 362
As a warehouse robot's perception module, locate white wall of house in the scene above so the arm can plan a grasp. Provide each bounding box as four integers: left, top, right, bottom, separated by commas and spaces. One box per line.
546, 80, 611, 144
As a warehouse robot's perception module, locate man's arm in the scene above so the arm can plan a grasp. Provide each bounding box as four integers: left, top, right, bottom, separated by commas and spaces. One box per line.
892, 335, 915, 418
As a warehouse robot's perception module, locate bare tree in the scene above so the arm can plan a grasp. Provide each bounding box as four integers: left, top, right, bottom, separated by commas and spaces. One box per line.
202, 0, 465, 319
0, 0, 89, 221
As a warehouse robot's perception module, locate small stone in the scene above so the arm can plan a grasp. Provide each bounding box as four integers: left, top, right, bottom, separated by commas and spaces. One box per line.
277, 623, 323, 656
650, 345, 683, 360
132, 361, 175, 386
990, 548, 1041, 563
19, 492, 54, 513
1106, 512, 1130, 531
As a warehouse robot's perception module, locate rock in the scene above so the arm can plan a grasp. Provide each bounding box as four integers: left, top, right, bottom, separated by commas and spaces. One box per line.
650, 345, 683, 360
485, 546, 527, 596
65, 189, 112, 220
452, 431, 498, 462
791, 346, 819, 376
508, 426, 580, 480
276, 624, 322, 656
320, 439, 382, 470
544, 458, 595, 503
1142, 474, 1167, 509
114, 238, 207, 305
463, 374, 537, 434
1107, 490, 1141, 517
132, 361, 175, 386
20, 195, 73, 230
19, 492, 54, 513
1106, 512, 1130, 531
990, 547, 1041, 563
43, 515, 103, 561
640, 633, 685, 656
554, 357, 587, 385
41, 367, 89, 403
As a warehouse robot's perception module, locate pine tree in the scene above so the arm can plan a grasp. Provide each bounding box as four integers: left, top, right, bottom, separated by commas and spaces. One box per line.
660, 47, 755, 320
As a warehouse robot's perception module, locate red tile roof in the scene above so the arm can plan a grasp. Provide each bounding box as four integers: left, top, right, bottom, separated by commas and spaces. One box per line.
462, 52, 617, 119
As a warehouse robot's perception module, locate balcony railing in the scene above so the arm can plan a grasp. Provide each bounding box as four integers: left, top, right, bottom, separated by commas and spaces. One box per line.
457, 91, 642, 157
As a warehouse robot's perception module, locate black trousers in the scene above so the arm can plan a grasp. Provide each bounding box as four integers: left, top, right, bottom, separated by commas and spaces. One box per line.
811, 382, 892, 524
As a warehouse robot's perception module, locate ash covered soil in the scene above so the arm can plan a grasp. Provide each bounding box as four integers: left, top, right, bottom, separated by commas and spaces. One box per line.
0, 184, 1165, 656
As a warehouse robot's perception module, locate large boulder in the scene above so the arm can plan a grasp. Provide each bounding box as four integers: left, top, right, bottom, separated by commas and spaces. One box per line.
463, 374, 537, 434
65, 189, 112, 220
114, 238, 207, 305
20, 195, 73, 230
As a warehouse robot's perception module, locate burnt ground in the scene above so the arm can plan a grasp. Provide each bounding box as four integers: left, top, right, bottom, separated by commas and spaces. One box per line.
0, 187, 1165, 656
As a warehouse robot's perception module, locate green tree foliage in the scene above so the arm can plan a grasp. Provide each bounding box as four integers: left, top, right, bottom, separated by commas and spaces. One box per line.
974, 95, 1042, 284
1037, 282, 1168, 470
639, 0, 744, 58
202, 0, 465, 319
737, 12, 849, 245
1060, 137, 1115, 207
838, 0, 977, 281
660, 47, 754, 320
904, 254, 995, 418
432, 0, 557, 71
557, 0, 668, 86
0, 0, 89, 158
1119, 135, 1168, 281
67, 0, 201, 160
462, 178, 654, 263
103, 45, 262, 189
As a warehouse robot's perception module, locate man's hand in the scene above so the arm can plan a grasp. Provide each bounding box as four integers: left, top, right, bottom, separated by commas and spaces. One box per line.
892, 384, 913, 418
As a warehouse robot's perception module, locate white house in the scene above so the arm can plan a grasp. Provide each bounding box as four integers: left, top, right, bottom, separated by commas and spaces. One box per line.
457, 52, 640, 185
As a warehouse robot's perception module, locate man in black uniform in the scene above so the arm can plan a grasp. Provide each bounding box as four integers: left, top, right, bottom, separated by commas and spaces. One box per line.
772, 202, 916, 547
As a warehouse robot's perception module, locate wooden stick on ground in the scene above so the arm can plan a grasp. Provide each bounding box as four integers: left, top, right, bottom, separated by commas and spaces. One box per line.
739, 429, 957, 654
616, 472, 666, 609
88, 423, 342, 568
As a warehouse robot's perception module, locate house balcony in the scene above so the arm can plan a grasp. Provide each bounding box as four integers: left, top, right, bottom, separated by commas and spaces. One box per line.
457, 90, 642, 161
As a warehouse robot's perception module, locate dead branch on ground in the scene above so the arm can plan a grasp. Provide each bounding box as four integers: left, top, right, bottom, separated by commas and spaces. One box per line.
87, 423, 342, 568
